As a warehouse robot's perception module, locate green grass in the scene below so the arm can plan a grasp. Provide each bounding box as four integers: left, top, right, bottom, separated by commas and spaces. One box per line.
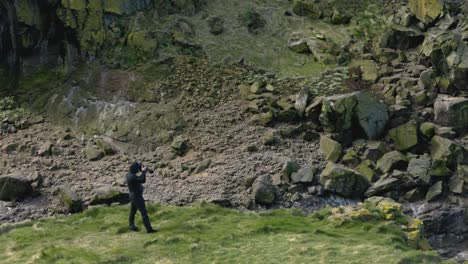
0, 203, 446, 264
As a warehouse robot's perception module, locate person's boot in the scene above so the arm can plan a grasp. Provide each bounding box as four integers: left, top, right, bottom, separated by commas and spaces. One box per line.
147, 228, 158, 234
129, 226, 139, 232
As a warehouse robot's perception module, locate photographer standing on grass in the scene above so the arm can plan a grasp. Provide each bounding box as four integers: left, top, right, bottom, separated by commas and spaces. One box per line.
126, 161, 157, 233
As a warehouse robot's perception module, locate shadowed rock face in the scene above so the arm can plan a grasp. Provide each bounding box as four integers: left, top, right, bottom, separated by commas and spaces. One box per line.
0, 176, 33, 201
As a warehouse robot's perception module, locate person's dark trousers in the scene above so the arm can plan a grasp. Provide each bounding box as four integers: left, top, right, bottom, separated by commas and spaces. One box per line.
129, 193, 153, 232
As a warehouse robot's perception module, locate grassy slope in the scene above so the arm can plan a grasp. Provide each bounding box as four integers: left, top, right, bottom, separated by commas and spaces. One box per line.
0, 203, 445, 264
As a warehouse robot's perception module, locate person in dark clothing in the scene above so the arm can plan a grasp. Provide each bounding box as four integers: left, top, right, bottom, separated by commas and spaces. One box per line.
126, 161, 157, 233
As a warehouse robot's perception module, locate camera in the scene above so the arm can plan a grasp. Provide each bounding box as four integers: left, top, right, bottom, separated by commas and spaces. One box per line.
139, 163, 154, 174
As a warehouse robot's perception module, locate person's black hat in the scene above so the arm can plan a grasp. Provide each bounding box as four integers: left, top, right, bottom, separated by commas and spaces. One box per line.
129, 161, 141, 174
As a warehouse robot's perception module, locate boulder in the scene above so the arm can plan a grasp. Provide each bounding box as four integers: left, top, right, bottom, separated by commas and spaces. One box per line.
171, 136, 189, 156
363, 141, 387, 163
0, 176, 34, 201
365, 176, 399, 197
96, 138, 117, 155
430, 136, 466, 170
349, 60, 379, 83
434, 95, 468, 133
407, 155, 432, 184
319, 136, 343, 162
425, 181, 443, 202
291, 165, 317, 183
342, 150, 361, 167
89, 188, 129, 205
356, 160, 375, 182
448, 177, 464, 194
288, 32, 310, 53
252, 175, 276, 206
59, 189, 84, 213
389, 122, 419, 151
377, 150, 408, 173
320, 162, 370, 198
404, 188, 423, 202
280, 160, 300, 184
319, 92, 388, 140
408, 0, 444, 24
292, 0, 320, 19
85, 145, 104, 161
262, 130, 278, 146
420, 122, 437, 138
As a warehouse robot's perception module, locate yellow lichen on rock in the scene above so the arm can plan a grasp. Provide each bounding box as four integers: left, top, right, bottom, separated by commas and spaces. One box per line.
408, 0, 444, 24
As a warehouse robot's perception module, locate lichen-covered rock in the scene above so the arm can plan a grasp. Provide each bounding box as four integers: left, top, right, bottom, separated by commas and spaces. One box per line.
349, 60, 379, 83
420, 122, 437, 138
294, 88, 309, 117
356, 160, 375, 182
389, 122, 418, 151
430, 135, 466, 170
448, 177, 464, 194
320, 162, 370, 198
342, 149, 361, 167
407, 155, 432, 184
425, 181, 443, 201
59, 189, 84, 213
365, 176, 399, 197
0, 176, 34, 201
281, 160, 300, 183
89, 188, 129, 205
434, 95, 468, 133
408, 0, 444, 24
377, 150, 408, 173
319, 92, 388, 140
363, 141, 387, 163
171, 136, 189, 156
252, 175, 276, 206
319, 136, 342, 162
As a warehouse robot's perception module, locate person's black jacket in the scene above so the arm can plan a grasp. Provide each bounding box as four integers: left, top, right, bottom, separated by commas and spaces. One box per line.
125, 171, 147, 195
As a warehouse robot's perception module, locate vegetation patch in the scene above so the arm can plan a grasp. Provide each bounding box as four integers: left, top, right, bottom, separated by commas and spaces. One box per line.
0, 203, 446, 264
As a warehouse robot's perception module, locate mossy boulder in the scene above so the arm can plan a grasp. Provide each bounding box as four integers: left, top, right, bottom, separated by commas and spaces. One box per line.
407, 155, 432, 184
85, 145, 104, 161
377, 151, 408, 173
420, 122, 437, 138
0, 176, 33, 201
320, 163, 370, 198
320, 136, 343, 162
89, 188, 129, 206
292, 0, 321, 19
59, 189, 84, 213
408, 0, 444, 24
330, 10, 351, 25
319, 92, 388, 141
430, 136, 466, 170
349, 60, 379, 83
252, 175, 276, 206
365, 177, 399, 197
389, 122, 419, 151
171, 136, 189, 156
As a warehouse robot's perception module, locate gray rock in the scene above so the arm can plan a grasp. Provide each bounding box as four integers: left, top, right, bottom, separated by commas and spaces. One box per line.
291, 165, 317, 183
389, 122, 418, 151
37, 142, 53, 156
320, 162, 370, 198
365, 176, 399, 197
59, 189, 83, 213
0, 176, 34, 201
319, 136, 342, 163
252, 175, 276, 206
319, 92, 388, 140
430, 135, 467, 170
407, 155, 432, 184
363, 141, 387, 163
448, 177, 464, 194
425, 181, 443, 201
85, 146, 104, 161
294, 88, 309, 117
288, 32, 310, 53
434, 95, 468, 133
89, 188, 129, 205
377, 150, 409, 173
171, 136, 189, 156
